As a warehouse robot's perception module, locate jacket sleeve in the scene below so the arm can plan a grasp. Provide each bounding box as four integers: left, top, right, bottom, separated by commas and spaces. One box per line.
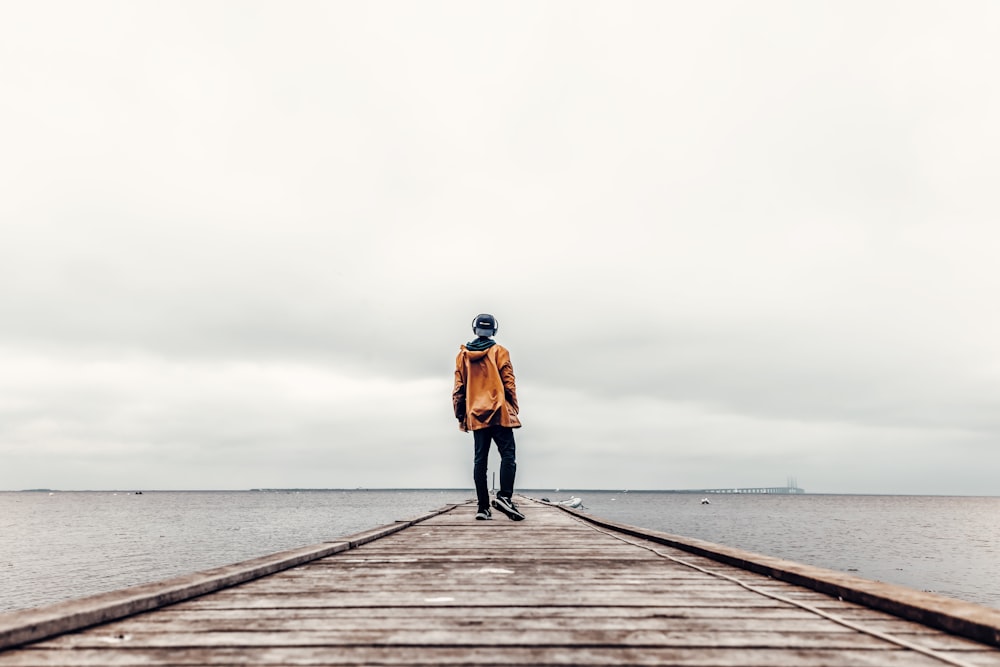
497, 347, 519, 415
452, 350, 467, 429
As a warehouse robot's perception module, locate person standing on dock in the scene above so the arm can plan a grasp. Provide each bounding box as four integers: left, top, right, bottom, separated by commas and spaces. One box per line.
453, 313, 524, 522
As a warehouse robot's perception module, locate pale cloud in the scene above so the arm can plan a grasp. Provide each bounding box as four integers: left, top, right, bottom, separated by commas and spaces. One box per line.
0, 349, 454, 489
2, 1, 999, 494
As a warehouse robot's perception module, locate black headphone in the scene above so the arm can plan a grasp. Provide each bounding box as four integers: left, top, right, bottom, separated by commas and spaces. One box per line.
471, 314, 498, 335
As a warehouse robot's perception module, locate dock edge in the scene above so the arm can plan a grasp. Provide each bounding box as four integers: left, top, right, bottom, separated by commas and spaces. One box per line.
555, 503, 1000, 648
0, 503, 460, 651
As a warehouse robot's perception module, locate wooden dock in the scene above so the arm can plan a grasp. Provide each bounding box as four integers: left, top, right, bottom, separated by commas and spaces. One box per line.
3, 497, 1000, 666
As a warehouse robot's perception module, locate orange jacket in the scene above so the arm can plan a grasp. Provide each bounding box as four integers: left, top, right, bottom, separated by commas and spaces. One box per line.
453, 343, 521, 432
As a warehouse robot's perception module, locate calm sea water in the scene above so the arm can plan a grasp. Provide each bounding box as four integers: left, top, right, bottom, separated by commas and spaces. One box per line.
1, 490, 997, 613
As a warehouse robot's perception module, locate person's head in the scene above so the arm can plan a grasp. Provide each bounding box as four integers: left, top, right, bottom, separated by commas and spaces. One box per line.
472, 313, 498, 338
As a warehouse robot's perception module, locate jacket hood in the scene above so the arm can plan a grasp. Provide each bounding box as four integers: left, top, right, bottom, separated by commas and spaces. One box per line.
465, 337, 496, 352
464, 348, 491, 361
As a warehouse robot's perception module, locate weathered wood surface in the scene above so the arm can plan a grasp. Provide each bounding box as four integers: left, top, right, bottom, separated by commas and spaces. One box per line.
565, 506, 1000, 648
0, 507, 452, 651
2, 498, 1000, 666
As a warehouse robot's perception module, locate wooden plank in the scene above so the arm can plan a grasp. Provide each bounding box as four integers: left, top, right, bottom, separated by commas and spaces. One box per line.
127, 605, 827, 621
178, 593, 799, 610
72, 616, 862, 634
61, 620, 994, 653
0, 646, 958, 666
109, 605, 990, 641
39, 628, 897, 650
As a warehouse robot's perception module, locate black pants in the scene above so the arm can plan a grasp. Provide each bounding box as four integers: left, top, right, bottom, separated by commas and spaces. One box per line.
472, 425, 516, 510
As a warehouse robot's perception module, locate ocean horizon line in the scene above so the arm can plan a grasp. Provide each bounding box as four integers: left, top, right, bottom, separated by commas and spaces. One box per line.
6, 487, 998, 498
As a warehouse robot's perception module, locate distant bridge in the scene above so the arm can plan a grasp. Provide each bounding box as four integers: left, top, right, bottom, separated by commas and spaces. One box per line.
673, 486, 805, 495
664, 478, 805, 495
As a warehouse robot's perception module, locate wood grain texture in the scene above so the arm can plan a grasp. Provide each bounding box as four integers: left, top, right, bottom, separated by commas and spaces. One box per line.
561, 503, 1000, 648
0, 506, 456, 651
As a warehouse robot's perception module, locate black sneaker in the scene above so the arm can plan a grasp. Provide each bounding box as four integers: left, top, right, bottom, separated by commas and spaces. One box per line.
492, 496, 525, 521
475, 507, 492, 520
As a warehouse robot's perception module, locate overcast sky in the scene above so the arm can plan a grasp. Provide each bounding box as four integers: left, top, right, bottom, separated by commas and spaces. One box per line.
2, 1, 998, 495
